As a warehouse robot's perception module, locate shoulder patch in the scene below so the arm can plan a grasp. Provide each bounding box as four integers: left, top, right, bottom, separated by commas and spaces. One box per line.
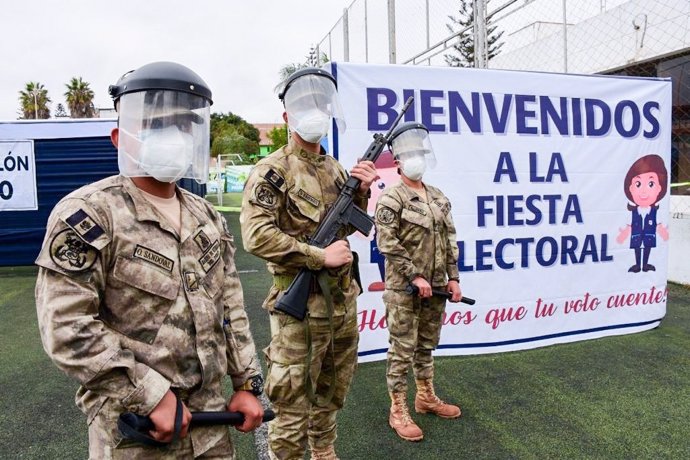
62, 208, 110, 251
65, 209, 105, 243
376, 206, 397, 226
264, 169, 285, 190
254, 183, 278, 210
50, 229, 98, 272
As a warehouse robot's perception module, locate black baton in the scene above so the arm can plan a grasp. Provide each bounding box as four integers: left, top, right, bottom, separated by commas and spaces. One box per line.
118, 407, 275, 447
406, 284, 476, 305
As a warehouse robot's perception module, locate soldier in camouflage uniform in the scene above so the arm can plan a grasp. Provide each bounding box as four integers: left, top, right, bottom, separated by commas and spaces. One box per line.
35, 62, 265, 459
374, 122, 463, 442
240, 68, 377, 460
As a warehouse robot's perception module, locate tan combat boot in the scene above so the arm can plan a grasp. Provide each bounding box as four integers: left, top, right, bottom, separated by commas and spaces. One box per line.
415, 379, 462, 419
311, 445, 339, 460
389, 392, 424, 441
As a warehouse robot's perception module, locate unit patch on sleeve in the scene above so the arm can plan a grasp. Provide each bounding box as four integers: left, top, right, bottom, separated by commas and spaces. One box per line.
65, 209, 105, 244
133, 245, 174, 272
50, 229, 98, 272
264, 168, 285, 190
376, 206, 396, 226
255, 183, 278, 210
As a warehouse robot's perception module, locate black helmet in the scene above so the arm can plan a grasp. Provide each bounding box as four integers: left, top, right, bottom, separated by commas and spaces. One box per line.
278, 67, 336, 101
108, 61, 213, 108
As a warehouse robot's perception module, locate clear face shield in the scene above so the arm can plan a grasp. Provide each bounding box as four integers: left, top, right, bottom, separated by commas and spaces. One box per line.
117, 90, 211, 184
283, 74, 346, 143
391, 127, 436, 181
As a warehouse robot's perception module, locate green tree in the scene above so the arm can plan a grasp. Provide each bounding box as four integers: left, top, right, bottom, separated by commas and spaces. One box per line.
210, 112, 260, 163
445, 0, 504, 67
267, 124, 288, 151
18, 82, 51, 119
64, 77, 96, 118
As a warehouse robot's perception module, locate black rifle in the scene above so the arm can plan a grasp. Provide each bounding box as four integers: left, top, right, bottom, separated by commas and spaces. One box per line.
275, 96, 415, 320
406, 283, 476, 305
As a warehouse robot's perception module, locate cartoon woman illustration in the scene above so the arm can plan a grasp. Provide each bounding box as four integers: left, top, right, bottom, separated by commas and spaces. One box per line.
616, 154, 669, 273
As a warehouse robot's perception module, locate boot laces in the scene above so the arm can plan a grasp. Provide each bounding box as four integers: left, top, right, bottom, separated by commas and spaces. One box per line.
394, 394, 414, 425
422, 382, 444, 405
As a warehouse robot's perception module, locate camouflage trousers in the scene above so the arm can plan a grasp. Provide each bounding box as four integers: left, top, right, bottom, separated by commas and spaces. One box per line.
384, 289, 446, 393
264, 306, 359, 460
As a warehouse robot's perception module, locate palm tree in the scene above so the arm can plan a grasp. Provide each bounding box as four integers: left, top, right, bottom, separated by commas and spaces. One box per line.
18, 82, 51, 119
64, 77, 96, 118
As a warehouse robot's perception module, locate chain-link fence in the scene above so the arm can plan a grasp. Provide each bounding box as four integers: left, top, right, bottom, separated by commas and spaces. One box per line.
313, 0, 690, 215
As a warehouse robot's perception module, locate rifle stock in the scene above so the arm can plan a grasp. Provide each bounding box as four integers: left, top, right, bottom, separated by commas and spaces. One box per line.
275, 269, 312, 321
275, 96, 415, 320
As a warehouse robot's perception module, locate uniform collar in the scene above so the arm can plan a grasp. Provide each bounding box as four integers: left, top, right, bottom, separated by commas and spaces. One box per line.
399, 181, 427, 202
286, 137, 328, 166
121, 176, 204, 241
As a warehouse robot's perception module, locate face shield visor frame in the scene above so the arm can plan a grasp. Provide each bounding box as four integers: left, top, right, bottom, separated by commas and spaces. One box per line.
390, 127, 436, 169
283, 74, 346, 136
117, 89, 211, 184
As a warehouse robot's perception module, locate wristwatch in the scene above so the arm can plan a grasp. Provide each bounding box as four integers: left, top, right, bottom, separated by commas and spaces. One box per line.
237, 375, 264, 396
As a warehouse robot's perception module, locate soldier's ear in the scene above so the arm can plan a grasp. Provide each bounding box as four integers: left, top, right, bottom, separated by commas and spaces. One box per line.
110, 128, 119, 148
282, 112, 288, 124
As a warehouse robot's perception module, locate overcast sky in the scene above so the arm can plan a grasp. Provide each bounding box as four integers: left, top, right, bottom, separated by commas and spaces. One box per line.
0, 0, 353, 123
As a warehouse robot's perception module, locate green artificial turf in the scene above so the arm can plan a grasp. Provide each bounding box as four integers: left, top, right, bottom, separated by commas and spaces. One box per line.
1, 212, 688, 459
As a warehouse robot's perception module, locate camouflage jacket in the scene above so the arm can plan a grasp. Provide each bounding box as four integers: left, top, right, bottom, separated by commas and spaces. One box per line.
375, 181, 460, 290
35, 176, 260, 425
240, 137, 367, 317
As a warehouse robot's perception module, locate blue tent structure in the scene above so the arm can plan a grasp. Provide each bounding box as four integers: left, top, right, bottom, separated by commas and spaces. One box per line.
0, 119, 205, 266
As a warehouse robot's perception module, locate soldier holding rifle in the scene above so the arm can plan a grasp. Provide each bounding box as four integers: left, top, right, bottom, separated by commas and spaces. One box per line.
240, 67, 378, 460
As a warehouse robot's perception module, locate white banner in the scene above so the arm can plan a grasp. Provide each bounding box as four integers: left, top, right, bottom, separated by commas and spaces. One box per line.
329, 62, 672, 362
0, 140, 37, 211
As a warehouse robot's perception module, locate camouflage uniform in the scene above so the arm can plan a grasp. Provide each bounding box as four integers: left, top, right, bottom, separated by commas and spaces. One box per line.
35, 175, 261, 459
374, 182, 459, 393
240, 137, 365, 459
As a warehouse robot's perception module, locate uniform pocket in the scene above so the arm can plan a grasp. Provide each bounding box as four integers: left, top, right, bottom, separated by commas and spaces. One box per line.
285, 188, 321, 230
265, 361, 306, 405
102, 256, 180, 344
401, 207, 432, 230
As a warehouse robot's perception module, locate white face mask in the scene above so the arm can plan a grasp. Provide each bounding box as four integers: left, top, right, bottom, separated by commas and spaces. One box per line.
138, 126, 194, 183
291, 110, 331, 143
400, 155, 426, 181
